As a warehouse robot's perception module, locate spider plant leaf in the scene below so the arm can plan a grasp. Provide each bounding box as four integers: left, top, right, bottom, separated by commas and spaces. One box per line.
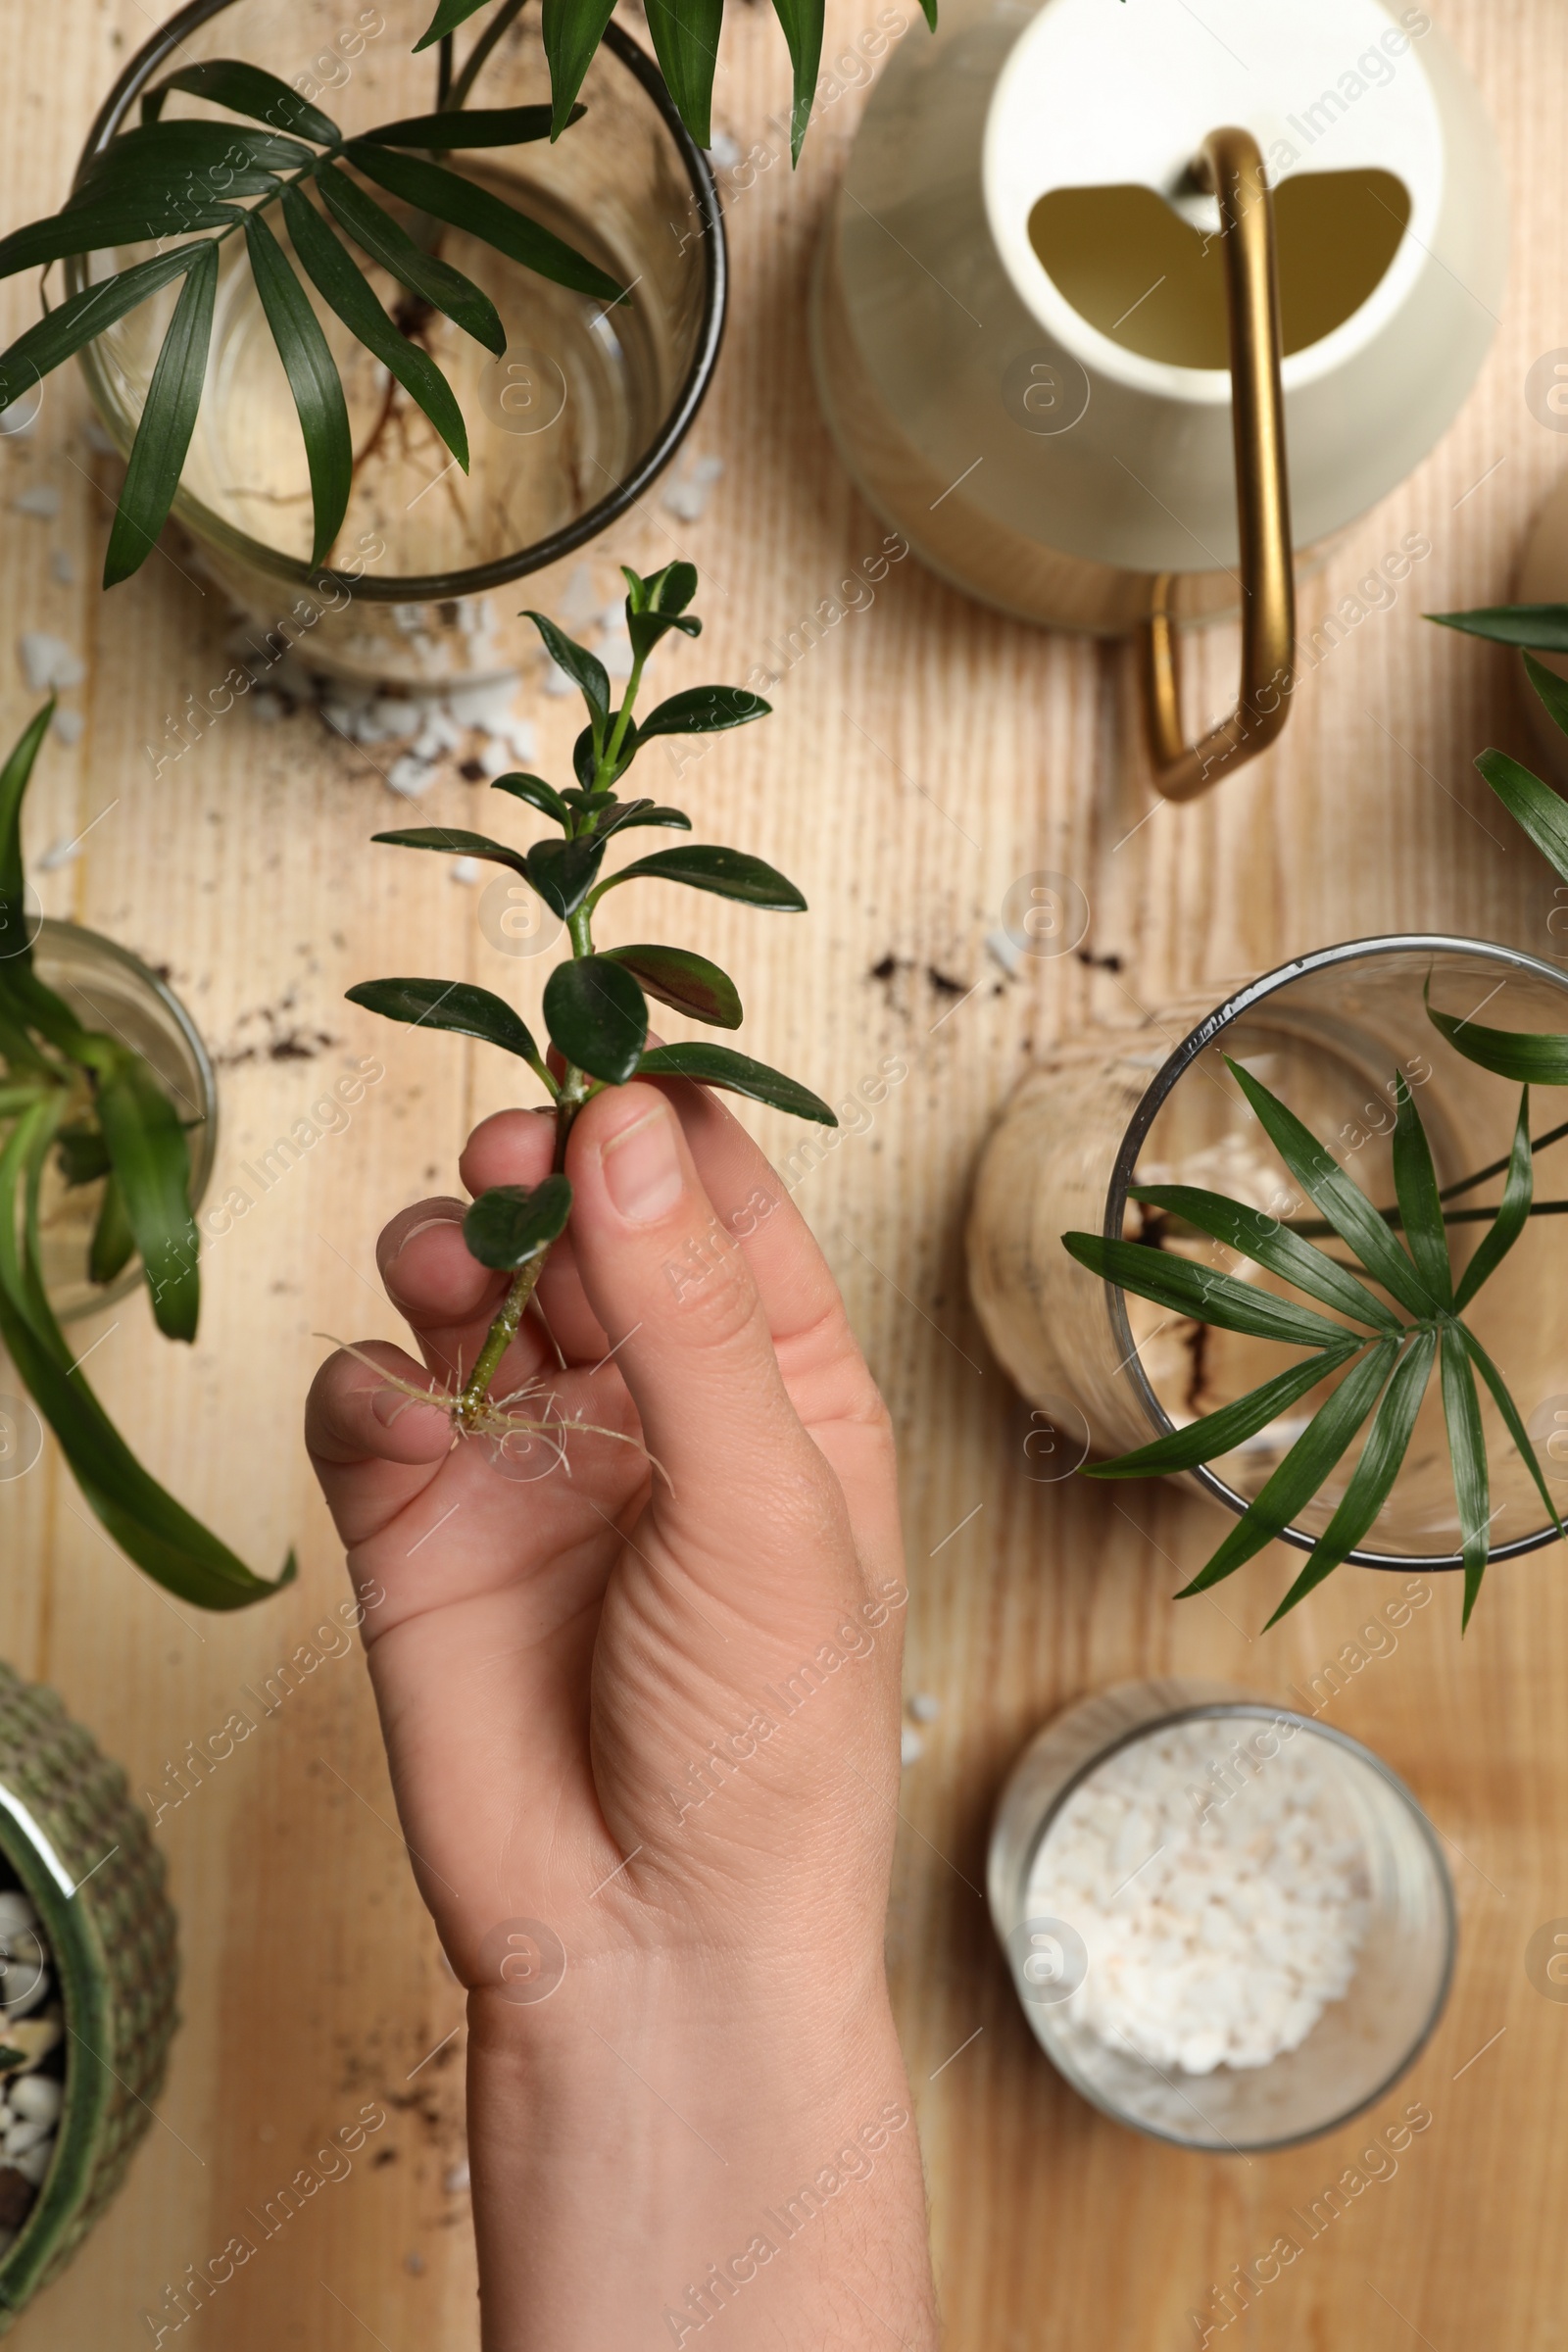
346, 143, 622, 303
55, 1122, 111, 1187
643, 0, 723, 148
0, 198, 241, 275
89, 1046, 200, 1341
281, 184, 468, 468
490, 771, 570, 825
244, 209, 352, 567
1524, 653, 1568, 743
1225, 1057, 1436, 1316
1425, 989, 1568, 1086
0, 1104, 293, 1609
1176, 1338, 1399, 1595
371, 825, 530, 878
464, 1174, 573, 1269
526, 837, 607, 919
1265, 1328, 1440, 1623
1472, 746, 1568, 883
1454, 1086, 1533, 1312
598, 845, 807, 911
771, 0, 826, 161
87, 1170, 135, 1288
0, 702, 53, 967
0, 246, 206, 414
1128, 1183, 1399, 1331
103, 240, 218, 587
1459, 1321, 1565, 1544
603, 944, 741, 1028
317, 162, 507, 355
523, 612, 610, 726
1429, 604, 1568, 651
635, 1042, 837, 1125
1061, 1232, 1365, 1350
139, 59, 341, 146
346, 977, 542, 1069
635, 686, 772, 739
1083, 1342, 1359, 1481
414, 0, 495, 51
1440, 1318, 1490, 1626
1390, 1070, 1453, 1308
541, 0, 617, 138
543, 956, 648, 1085
363, 106, 567, 148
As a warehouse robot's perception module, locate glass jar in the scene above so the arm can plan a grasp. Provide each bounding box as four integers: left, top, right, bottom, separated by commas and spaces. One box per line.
988, 1679, 1454, 2151
25, 921, 218, 1323
968, 935, 1568, 1571
69, 0, 725, 685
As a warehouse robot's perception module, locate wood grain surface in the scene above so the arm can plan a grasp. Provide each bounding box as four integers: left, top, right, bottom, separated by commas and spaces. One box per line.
3, 0, 1567, 2343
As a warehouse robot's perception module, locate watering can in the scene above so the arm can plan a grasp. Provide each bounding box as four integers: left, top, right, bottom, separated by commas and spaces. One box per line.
810, 0, 1504, 798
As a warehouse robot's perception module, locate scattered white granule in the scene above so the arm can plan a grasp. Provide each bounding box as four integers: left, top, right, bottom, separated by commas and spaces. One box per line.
1026, 1720, 1369, 2076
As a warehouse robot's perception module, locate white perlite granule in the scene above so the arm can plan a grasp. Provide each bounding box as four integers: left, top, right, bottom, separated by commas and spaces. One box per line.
1026, 1721, 1370, 2076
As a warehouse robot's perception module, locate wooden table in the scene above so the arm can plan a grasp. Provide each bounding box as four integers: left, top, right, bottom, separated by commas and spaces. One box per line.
3, 0, 1567, 2342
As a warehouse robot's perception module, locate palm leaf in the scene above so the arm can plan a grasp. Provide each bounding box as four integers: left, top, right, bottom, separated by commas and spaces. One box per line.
89, 1047, 201, 1343
1390, 1070, 1452, 1307
1439, 1318, 1490, 1626
1128, 1182, 1398, 1330
1061, 1231, 1369, 1351
643, 0, 723, 149
0, 246, 207, 415
345, 141, 621, 304
1525, 653, 1568, 742
771, 0, 826, 161
541, 0, 616, 138
1460, 1322, 1565, 1544
317, 163, 507, 354
1083, 1342, 1359, 1480
1473, 746, 1568, 882
244, 210, 352, 567
1265, 1330, 1439, 1622
0, 199, 242, 275
103, 240, 218, 587
1429, 604, 1568, 651
1454, 1087, 1533, 1310
138, 59, 342, 146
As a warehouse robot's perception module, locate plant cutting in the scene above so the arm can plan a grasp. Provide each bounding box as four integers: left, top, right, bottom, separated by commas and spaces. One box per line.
0, 705, 291, 1608
1063, 1051, 1560, 1629
345, 559, 835, 1451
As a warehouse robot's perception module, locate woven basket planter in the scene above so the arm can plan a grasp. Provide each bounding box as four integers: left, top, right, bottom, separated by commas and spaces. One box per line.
0, 1661, 177, 2326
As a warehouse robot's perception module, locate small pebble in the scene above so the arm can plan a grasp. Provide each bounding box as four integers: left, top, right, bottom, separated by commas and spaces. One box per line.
0, 396, 39, 438
0, 1899, 36, 1938
985, 926, 1024, 978
81, 417, 115, 454
12, 484, 61, 519
444, 2159, 470, 2195
542, 660, 578, 698
51, 710, 83, 747
662, 454, 723, 523
48, 548, 74, 585
706, 132, 742, 171
36, 837, 81, 871
908, 1693, 941, 1724
900, 1727, 925, 1768
386, 754, 437, 800
9, 2077, 59, 2128
450, 858, 481, 885
3, 2119, 49, 2158
9, 2139, 51, 2187
19, 634, 85, 692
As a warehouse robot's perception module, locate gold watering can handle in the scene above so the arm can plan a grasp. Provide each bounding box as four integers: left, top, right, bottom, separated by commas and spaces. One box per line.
1143, 125, 1296, 803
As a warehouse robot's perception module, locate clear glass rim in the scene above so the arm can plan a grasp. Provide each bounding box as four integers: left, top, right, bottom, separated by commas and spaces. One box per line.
1018, 1696, 1458, 2155
70, 0, 728, 604
1104, 933, 1568, 1573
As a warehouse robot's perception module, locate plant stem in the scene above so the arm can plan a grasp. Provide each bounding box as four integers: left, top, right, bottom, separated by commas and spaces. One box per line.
444, 0, 532, 115
459, 1250, 548, 1421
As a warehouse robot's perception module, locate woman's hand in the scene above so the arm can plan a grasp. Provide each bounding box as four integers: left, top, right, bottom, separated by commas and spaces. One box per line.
306, 1078, 938, 2351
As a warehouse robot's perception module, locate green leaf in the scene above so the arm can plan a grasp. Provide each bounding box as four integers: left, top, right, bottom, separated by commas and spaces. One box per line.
1460, 1322, 1565, 1544
364, 105, 566, 148
371, 825, 529, 878
345, 977, 542, 1069
244, 209, 352, 569
604, 944, 741, 1028
0, 704, 53, 970
526, 836, 606, 919
76, 119, 316, 189
1428, 604, 1568, 651
543, 956, 647, 1084
1177, 1340, 1400, 1595
55, 1122, 111, 1188
415, 0, 495, 50
1390, 1070, 1452, 1309
87, 1171, 135, 1288
541, 0, 617, 137
636, 1042, 836, 1125
1084, 1344, 1359, 1481
599, 844, 806, 911
103, 241, 218, 588
1426, 995, 1568, 1086
1525, 653, 1568, 743
464, 1174, 573, 1269
491, 771, 569, 825
771, 0, 826, 161
0, 198, 242, 276
1455, 1087, 1533, 1311
1225, 1058, 1436, 1318
0, 246, 207, 415
317, 162, 507, 355
572, 717, 636, 787
1265, 1330, 1439, 1622
644, 0, 723, 148
601, 803, 691, 835
623, 560, 702, 659
523, 612, 610, 726
1128, 1183, 1399, 1331
1440, 1318, 1490, 1626
1061, 1232, 1367, 1351
90, 1049, 199, 1342
282, 184, 468, 469
635, 686, 771, 740
139, 58, 341, 146
1473, 746, 1568, 882
346, 142, 622, 304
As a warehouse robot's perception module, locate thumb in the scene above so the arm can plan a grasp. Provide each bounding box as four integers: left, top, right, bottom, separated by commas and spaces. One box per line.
564, 1084, 840, 1557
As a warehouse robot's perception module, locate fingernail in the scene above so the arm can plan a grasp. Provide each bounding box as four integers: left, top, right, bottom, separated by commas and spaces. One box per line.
601, 1102, 683, 1224
388, 1207, 465, 1267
